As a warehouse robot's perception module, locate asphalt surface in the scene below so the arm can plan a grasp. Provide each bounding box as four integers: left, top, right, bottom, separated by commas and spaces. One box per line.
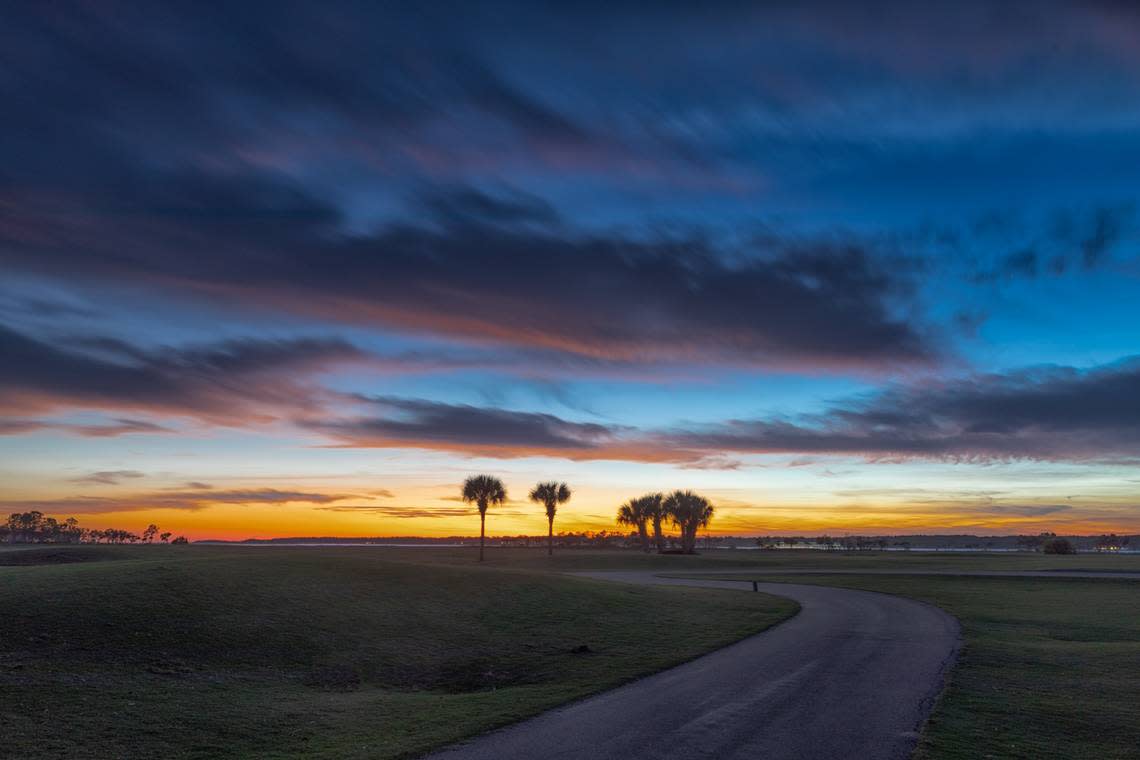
424, 571, 961, 760
673, 568, 1140, 580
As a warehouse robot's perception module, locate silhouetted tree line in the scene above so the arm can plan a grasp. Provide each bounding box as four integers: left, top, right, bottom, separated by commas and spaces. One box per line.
823, 535, 889, 552
460, 476, 717, 559
1015, 532, 1056, 551
1, 512, 187, 545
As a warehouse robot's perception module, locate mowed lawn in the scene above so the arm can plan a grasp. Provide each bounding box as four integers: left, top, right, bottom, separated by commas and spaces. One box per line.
0, 546, 796, 759
687, 570, 1140, 760
349, 544, 1140, 574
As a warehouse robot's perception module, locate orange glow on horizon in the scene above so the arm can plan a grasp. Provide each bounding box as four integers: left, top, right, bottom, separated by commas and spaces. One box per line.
42, 498, 1140, 542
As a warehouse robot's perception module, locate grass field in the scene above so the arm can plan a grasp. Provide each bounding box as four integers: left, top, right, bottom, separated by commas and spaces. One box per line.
4, 544, 1139, 759
682, 570, 1140, 760
0, 546, 795, 759
295, 543, 1140, 573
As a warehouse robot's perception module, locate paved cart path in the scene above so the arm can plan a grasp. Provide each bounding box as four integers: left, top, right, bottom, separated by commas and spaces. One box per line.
425, 571, 961, 760
668, 568, 1140, 580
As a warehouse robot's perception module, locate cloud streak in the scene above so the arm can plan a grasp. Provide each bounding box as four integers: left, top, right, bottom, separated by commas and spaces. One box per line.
1, 181, 934, 369
0, 324, 363, 424
1, 488, 361, 514
307, 357, 1140, 464
67, 470, 146, 486
669, 359, 1140, 462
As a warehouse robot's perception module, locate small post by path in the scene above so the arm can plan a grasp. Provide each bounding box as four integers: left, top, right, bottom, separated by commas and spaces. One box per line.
752, 580, 758, 592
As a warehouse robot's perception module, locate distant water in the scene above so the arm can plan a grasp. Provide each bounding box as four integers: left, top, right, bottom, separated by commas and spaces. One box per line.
198, 542, 1138, 553
204, 542, 469, 547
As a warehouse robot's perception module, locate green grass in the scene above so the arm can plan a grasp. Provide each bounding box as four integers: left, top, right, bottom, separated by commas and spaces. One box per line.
6, 544, 1139, 759
682, 571, 1140, 760
335, 544, 1140, 574
0, 546, 796, 759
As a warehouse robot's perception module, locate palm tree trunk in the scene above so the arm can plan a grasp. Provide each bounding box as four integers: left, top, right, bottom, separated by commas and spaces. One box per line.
479, 511, 485, 561
653, 516, 665, 553
639, 523, 650, 552
548, 516, 554, 556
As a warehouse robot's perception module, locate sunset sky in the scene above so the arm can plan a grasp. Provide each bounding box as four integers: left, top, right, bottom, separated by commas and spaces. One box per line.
3, 2, 1140, 539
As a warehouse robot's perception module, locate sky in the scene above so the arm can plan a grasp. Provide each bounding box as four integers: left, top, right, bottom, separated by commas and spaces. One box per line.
2, 1, 1140, 539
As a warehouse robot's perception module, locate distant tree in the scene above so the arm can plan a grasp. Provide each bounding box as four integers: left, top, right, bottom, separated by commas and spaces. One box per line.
1043, 537, 1077, 555
171, 536, 189, 545
529, 481, 571, 556
8, 511, 45, 543
159, 532, 172, 543
663, 490, 714, 554
462, 475, 507, 561
616, 497, 652, 553
63, 517, 82, 543
142, 524, 159, 543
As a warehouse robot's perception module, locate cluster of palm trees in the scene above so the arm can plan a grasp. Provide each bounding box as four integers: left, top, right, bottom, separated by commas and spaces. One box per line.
460, 475, 714, 559
617, 491, 714, 554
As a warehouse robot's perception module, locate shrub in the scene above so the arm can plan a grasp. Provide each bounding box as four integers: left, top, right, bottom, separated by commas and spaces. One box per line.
1043, 538, 1077, 555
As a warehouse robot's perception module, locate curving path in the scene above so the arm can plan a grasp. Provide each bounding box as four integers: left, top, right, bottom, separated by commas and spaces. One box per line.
671, 568, 1140, 580
425, 571, 961, 760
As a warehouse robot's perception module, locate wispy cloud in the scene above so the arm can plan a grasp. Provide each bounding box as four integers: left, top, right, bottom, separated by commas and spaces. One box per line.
0, 324, 363, 423
0, 488, 362, 514
0, 417, 171, 437
313, 505, 475, 518
304, 356, 1140, 465
67, 470, 145, 486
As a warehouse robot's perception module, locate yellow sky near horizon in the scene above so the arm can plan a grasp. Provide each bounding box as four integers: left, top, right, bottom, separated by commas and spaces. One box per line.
5, 446, 1138, 540
12, 484, 1136, 541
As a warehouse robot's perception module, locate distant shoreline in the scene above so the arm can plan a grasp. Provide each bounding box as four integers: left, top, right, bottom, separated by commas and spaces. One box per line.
191, 538, 1139, 554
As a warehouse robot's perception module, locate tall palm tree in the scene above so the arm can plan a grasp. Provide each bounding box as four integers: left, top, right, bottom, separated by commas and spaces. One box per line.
638, 492, 666, 553
462, 475, 507, 561
616, 497, 651, 552
529, 481, 571, 556
663, 490, 714, 554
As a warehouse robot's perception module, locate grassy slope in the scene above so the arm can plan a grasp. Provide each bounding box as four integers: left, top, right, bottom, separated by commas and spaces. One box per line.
0, 547, 795, 759
686, 571, 1140, 760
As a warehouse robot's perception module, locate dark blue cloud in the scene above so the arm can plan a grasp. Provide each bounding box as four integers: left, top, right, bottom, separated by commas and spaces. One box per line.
0, 323, 363, 422
307, 357, 1140, 463
3, 0, 1140, 455
666, 358, 1140, 462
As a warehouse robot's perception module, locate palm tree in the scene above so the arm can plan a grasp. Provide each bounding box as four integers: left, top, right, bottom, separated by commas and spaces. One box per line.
663, 490, 714, 554
462, 474, 507, 561
616, 497, 651, 552
529, 481, 571, 556
637, 492, 666, 552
